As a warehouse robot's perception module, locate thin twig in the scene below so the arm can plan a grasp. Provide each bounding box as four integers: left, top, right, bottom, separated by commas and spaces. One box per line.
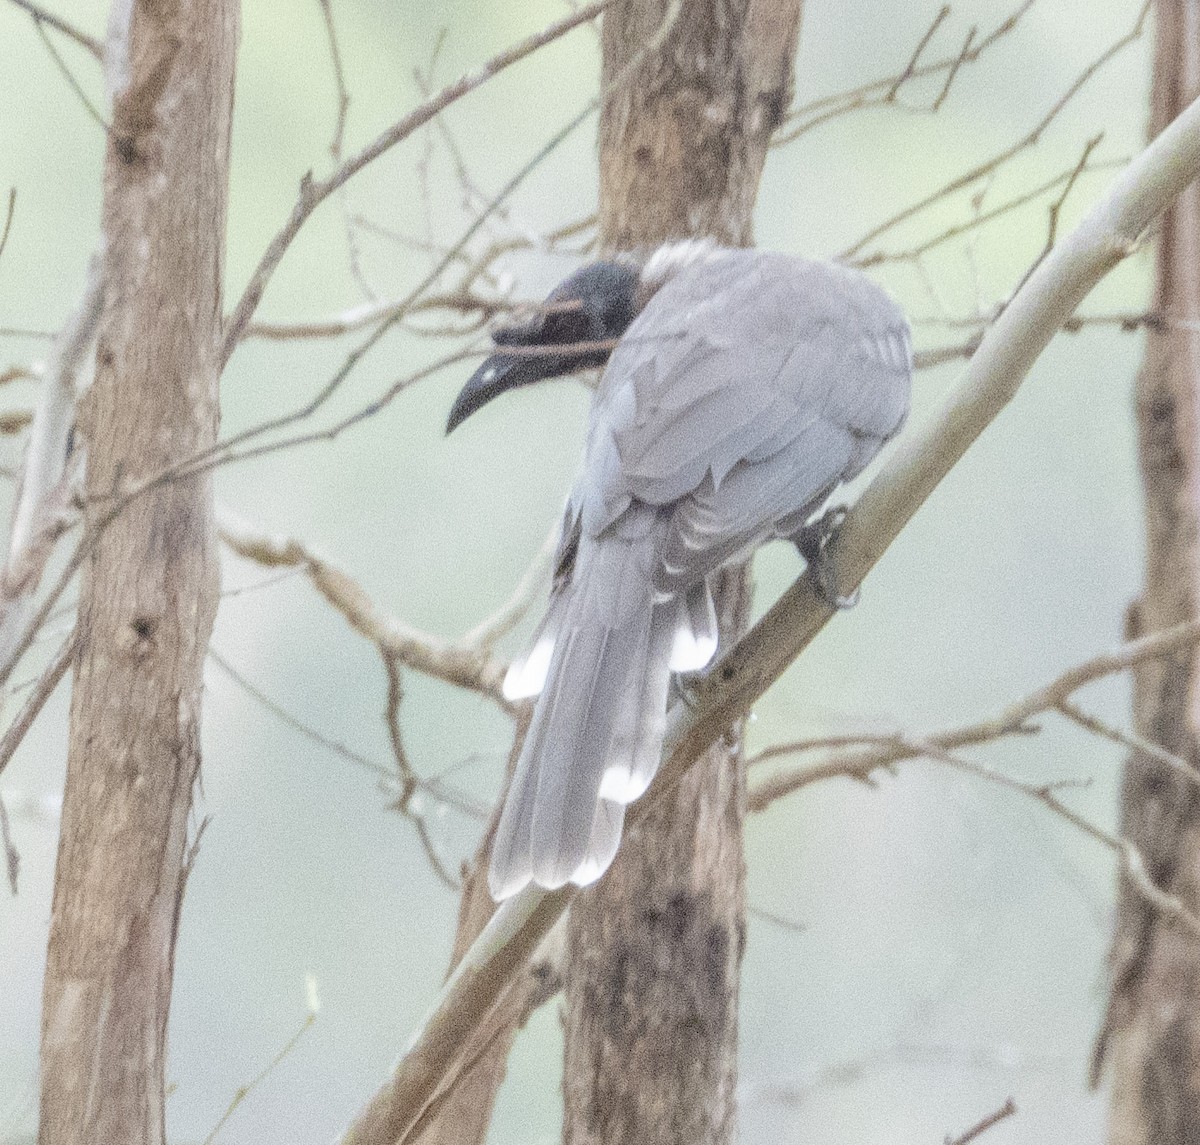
207, 646, 484, 819
0, 792, 18, 894
32, 19, 113, 137
748, 619, 1200, 810
200, 1011, 318, 1145
0, 189, 16, 271
221, 0, 613, 359
775, 1, 1036, 144
853, 156, 1126, 269
1009, 133, 1105, 299
946, 1098, 1017, 1145
383, 654, 462, 892
885, 6, 949, 101
839, 1, 1152, 260
0, 628, 76, 783
905, 736, 1200, 939
932, 25, 976, 112
216, 507, 511, 707
1057, 697, 1195, 784
3, 0, 103, 58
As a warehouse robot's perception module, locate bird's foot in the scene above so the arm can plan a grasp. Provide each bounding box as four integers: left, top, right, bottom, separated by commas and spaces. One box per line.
795, 507, 860, 610
669, 671, 704, 710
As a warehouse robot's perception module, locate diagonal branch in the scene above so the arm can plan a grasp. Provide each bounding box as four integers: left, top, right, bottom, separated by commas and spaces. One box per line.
216, 507, 543, 709
336, 81, 1200, 1145
3, 0, 103, 59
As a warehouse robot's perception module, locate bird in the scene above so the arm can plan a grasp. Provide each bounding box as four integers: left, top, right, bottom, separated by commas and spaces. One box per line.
446, 240, 912, 900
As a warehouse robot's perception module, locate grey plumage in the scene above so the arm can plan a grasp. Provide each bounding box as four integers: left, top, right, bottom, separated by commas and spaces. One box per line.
453, 244, 912, 900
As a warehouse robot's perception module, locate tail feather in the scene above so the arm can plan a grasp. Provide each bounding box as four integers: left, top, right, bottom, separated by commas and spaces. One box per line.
490, 518, 708, 899
571, 799, 626, 887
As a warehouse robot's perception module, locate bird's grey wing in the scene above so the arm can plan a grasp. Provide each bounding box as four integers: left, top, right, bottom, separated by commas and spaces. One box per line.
584, 253, 911, 583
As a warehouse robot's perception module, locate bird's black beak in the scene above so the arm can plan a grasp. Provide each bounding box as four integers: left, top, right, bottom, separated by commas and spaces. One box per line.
445, 259, 641, 435
446, 344, 565, 434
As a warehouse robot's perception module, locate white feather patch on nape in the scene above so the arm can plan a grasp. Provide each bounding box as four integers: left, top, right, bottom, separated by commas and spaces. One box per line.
502, 635, 555, 701
668, 625, 718, 673
639, 238, 723, 294
598, 763, 653, 804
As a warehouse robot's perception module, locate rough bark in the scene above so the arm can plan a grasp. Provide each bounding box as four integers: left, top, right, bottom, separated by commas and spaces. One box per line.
1097, 4, 1200, 1142
37, 3, 237, 1143
564, 3, 802, 1143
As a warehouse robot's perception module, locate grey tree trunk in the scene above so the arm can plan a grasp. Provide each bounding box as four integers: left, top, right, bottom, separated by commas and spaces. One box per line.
563, 2, 803, 1142
37, 3, 237, 1143
1096, 3, 1200, 1142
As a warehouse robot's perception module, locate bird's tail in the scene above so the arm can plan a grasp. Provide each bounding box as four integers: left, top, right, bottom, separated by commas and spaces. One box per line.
489, 537, 716, 900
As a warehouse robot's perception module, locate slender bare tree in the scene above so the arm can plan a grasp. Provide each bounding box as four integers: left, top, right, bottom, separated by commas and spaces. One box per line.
1096, 3, 1200, 1142
37, 3, 238, 1143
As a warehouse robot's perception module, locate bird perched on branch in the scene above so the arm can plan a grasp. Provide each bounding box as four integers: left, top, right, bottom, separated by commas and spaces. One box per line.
447, 241, 911, 900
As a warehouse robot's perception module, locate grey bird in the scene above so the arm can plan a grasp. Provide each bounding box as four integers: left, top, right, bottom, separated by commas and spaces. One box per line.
447, 241, 912, 900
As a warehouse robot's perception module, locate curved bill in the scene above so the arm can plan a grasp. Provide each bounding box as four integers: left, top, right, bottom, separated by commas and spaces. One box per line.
446, 349, 569, 434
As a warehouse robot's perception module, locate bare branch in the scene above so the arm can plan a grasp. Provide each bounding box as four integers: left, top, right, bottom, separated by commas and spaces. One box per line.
383, 654, 462, 892
221, 0, 612, 359
903, 736, 1200, 939
776, 1, 1036, 145
1056, 697, 1195, 786
32, 18, 114, 140
207, 647, 485, 819
0, 627, 76, 784
216, 507, 511, 707
854, 156, 1127, 269
200, 1007, 318, 1145
3, 0, 103, 59
0, 791, 18, 894
839, 1, 1152, 260
0, 255, 101, 675
0, 188, 15, 270
885, 6, 949, 101
946, 1098, 1017, 1145
748, 619, 1200, 810
460, 522, 557, 651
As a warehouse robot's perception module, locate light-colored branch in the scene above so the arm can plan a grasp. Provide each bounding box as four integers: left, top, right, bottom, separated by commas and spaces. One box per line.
216, 507, 512, 707
244, 290, 514, 342
221, 0, 611, 360
747, 619, 1200, 809
0, 256, 101, 675
337, 83, 1200, 1145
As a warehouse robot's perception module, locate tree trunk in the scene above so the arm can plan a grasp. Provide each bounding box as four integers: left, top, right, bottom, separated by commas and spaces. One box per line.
563, 3, 802, 1143
37, 2, 236, 1143
1096, 4, 1200, 1142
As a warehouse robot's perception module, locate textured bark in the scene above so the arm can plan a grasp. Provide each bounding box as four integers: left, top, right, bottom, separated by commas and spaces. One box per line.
1098, 4, 1200, 1143
564, 3, 802, 1142
37, 3, 237, 1144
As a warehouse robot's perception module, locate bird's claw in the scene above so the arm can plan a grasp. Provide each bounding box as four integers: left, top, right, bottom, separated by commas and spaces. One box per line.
796, 507, 859, 611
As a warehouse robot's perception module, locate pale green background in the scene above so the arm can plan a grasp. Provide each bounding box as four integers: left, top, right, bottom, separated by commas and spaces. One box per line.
0, 1, 1155, 1142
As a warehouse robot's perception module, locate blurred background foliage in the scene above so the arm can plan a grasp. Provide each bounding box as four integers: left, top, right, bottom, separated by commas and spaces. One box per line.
0, 1, 1154, 1141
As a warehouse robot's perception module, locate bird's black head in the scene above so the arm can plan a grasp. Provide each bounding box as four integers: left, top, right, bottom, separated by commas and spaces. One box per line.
446, 260, 640, 433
